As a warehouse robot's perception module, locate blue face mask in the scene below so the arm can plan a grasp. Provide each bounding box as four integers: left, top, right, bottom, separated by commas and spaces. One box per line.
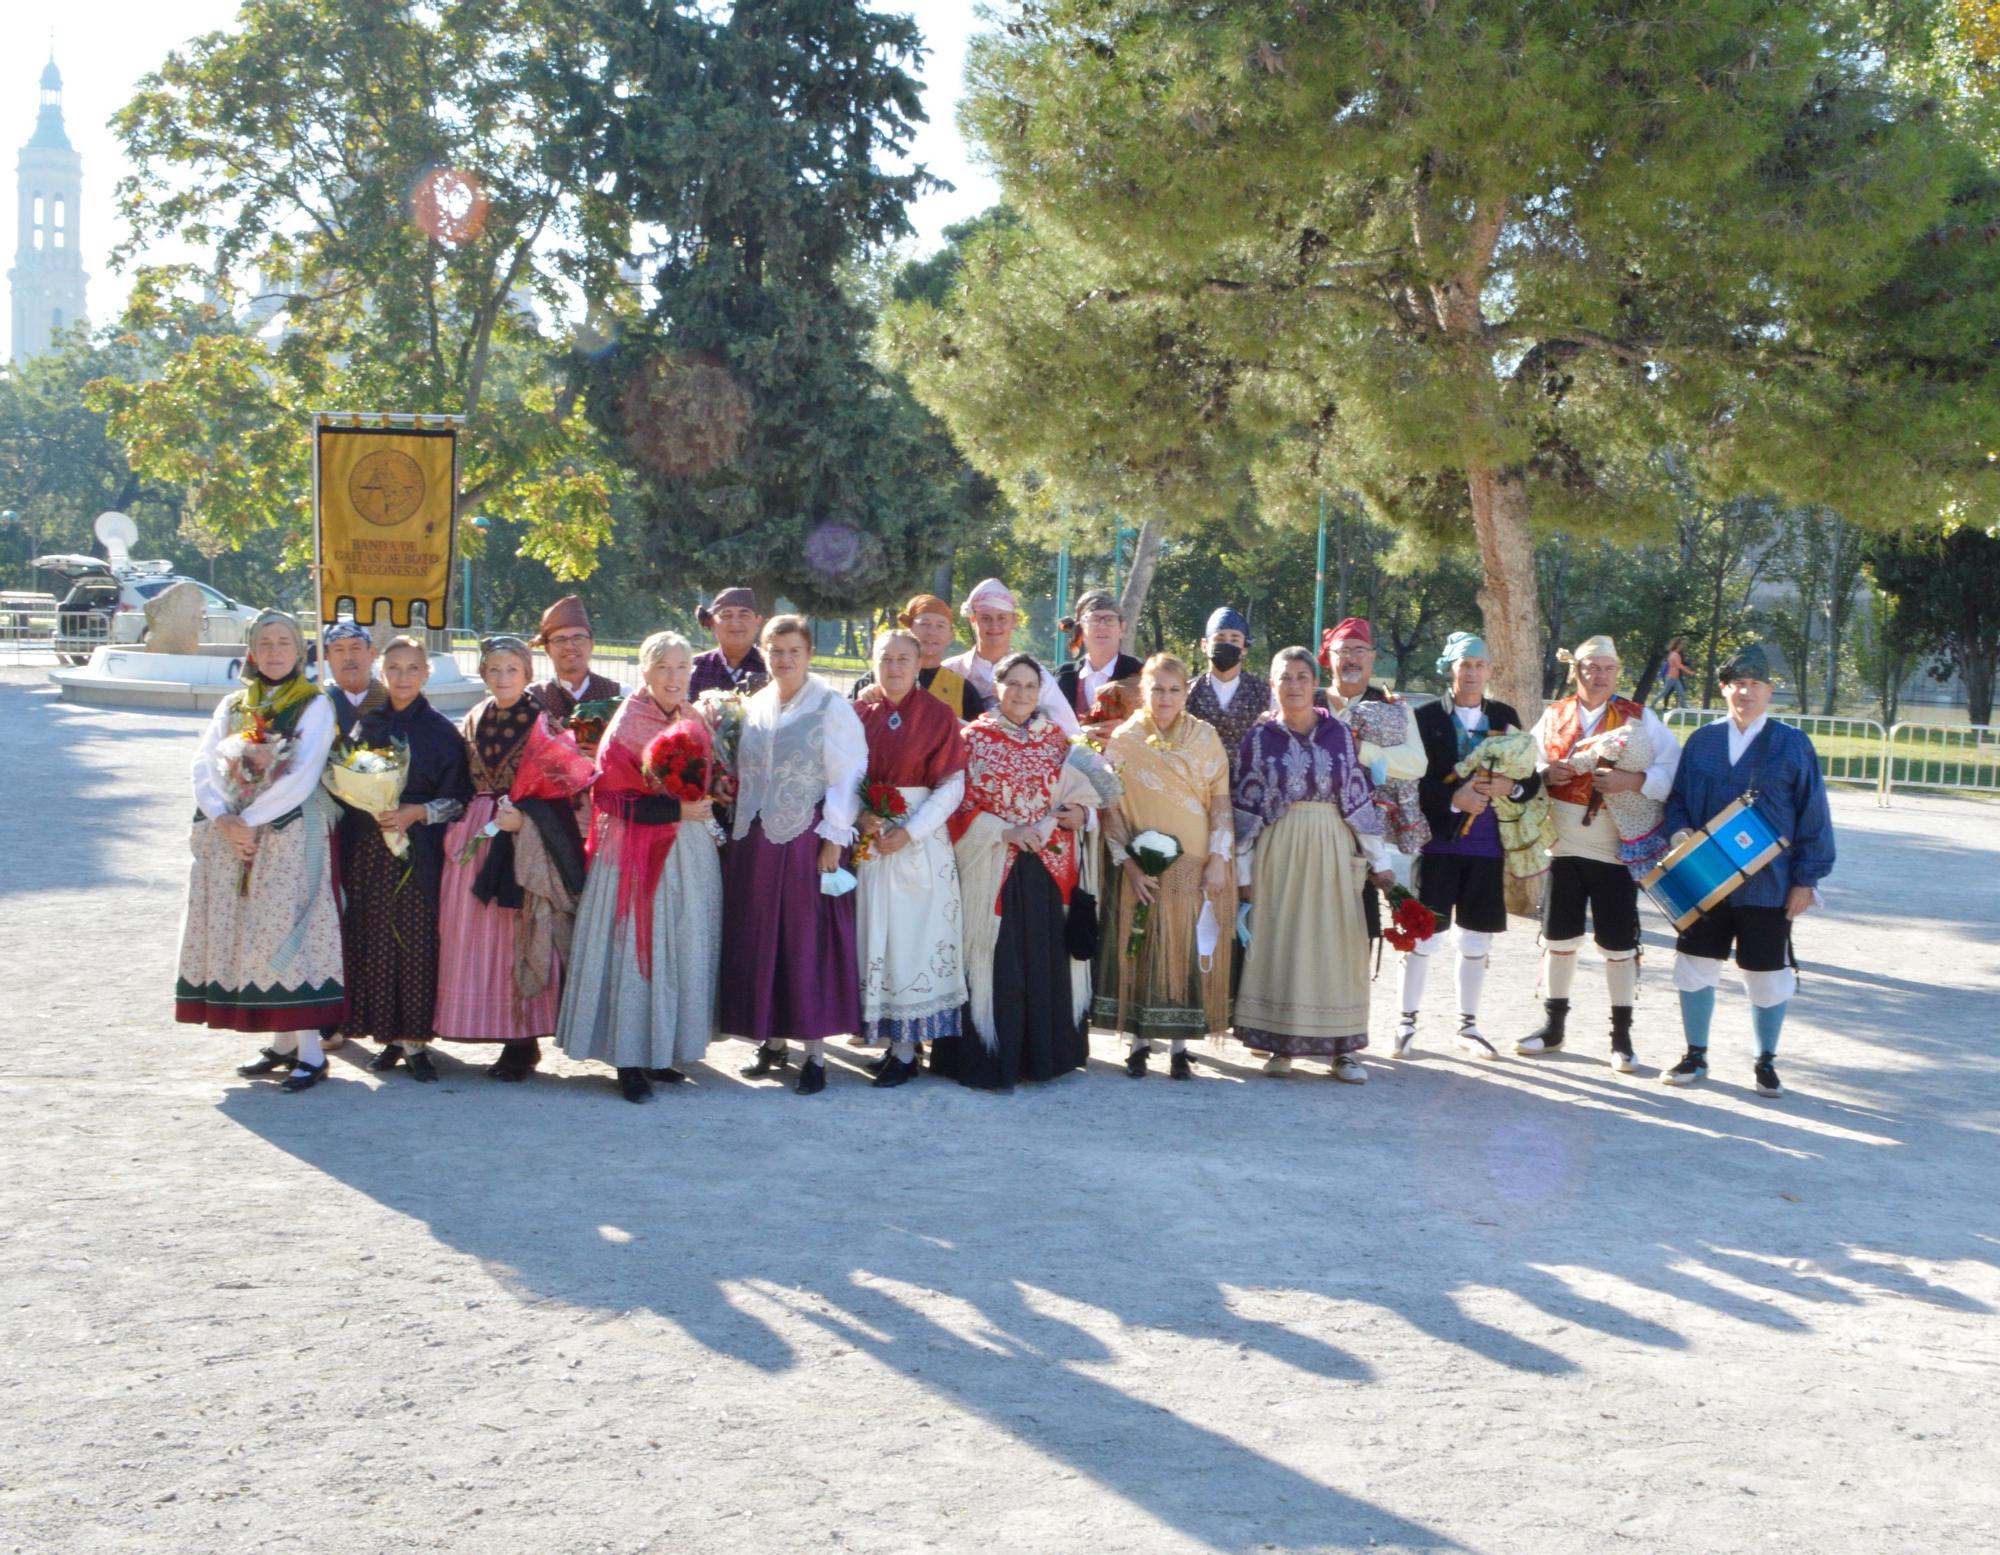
818, 866, 858, 898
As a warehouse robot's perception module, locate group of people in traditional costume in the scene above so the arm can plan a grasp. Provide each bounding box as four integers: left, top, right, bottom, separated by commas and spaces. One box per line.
177, 579, 1835, 1103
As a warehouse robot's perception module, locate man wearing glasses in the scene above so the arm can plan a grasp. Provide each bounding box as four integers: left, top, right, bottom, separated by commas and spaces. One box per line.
528, 595, 625, 745
1054, 588, 1142, 719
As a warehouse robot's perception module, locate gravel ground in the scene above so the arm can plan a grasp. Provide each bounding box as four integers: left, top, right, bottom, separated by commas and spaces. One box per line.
1, 678, 1996, 1555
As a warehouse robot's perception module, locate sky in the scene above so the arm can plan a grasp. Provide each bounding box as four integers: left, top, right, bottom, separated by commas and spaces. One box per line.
1, 1, 998, 361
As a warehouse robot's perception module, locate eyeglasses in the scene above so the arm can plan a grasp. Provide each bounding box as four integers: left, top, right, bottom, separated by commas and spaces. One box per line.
1082, 611, 1123, 627
546, 631, 594, 648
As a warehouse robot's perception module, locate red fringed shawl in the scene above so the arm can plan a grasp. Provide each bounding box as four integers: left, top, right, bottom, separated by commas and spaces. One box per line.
589, 693, 712, 979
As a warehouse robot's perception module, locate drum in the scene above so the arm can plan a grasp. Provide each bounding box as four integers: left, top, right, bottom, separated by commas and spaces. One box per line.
1640, 795, 1789, 930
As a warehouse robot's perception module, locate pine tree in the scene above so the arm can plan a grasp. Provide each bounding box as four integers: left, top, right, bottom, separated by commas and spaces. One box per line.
897, 2, 2000, 717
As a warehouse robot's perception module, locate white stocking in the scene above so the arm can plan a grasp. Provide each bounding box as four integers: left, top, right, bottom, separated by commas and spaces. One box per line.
1543, 936, 1584, 1000
1604, 950, 1639, 1006
1455, 930, 1493, 1019
1399, 939, 1438, 1014
291, 1030, 324, 1069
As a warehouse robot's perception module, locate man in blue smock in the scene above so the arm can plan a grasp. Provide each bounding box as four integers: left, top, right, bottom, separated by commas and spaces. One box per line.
1661, 645, 1835, 1097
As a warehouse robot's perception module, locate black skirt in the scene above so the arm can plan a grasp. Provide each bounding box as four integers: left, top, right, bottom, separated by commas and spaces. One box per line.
932, 852, 1086, 1091
337, 809, 444, 1043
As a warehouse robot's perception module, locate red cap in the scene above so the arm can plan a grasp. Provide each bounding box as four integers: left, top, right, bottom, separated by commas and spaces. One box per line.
1318, 617, 1372, 666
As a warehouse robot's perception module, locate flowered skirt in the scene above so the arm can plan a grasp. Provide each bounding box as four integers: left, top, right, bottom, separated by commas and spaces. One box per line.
175, 795, 347, 1034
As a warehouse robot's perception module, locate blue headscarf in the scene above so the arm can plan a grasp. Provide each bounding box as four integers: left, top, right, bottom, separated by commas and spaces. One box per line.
321, 620, 372, 647
1435, 631, 1490, 676
1204, 606, 1251, 642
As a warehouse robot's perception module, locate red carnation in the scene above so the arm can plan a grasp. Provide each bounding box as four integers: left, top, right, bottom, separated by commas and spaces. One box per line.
1381, 883, 1437, 949
641, 724, 710, 803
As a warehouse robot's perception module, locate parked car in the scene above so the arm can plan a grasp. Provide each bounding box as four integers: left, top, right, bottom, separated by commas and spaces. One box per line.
34, 554, 261, 664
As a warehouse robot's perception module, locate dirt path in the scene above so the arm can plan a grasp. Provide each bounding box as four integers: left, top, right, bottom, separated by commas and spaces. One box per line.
1, 680, 1996, 1554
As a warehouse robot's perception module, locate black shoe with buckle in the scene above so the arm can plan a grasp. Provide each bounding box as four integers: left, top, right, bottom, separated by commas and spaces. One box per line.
1169, 1050, 1193, 1081
237, 1047, 292, 1077
1125, 1045, 1150, 1078
368, 1044, 404, 1074
796, 1058, 827, 1095
741, 1044, 790, 1078
278, 1057, 329, 1093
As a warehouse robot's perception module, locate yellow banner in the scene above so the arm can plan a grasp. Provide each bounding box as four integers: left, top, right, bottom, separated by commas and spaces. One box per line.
315, 423, 457, 627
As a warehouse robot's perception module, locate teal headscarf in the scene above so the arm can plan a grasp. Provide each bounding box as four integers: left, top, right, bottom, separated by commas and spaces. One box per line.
1436, 631, 1490, 676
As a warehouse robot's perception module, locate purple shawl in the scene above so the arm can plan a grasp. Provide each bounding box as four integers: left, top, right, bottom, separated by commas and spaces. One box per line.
1232, 709, 1380, 847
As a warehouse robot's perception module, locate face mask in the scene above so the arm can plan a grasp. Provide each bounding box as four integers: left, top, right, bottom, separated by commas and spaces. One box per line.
1207, 643, 1243, 672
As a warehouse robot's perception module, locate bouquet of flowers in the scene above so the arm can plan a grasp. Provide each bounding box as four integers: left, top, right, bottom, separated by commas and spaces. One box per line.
321, 737, 412, 857
695, 688, 746, 805
852, 779, 909, 862
1123, 829, 1184, 960
213, 711, 294, 894
564, 697, 621, 749
1380, 883, 1439, 953
641, 723, 710, 803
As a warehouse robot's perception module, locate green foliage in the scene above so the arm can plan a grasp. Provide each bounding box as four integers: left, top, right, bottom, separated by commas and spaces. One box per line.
579, 0, 965, 614
1866, 523, 2000, 722
893, 2, 2000, 708
104, 0, 630, 585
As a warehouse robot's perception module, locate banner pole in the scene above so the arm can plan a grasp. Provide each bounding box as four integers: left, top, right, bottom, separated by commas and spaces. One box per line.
309, 413, 324, 653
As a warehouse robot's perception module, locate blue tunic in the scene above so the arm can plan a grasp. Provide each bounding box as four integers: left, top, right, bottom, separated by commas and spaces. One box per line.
1663, 719, 1834, 904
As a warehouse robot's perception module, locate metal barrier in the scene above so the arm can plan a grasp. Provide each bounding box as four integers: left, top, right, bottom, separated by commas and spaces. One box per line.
50, 610, 113, 664
449, 645, 640, 687
1663, 708, 1890, 800
1883, 722, 2000, 803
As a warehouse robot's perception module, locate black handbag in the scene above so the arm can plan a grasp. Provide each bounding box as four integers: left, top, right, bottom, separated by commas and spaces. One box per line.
1066, 885, 1101, 961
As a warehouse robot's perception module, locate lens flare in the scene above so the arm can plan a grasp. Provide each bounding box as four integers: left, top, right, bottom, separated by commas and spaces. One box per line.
408, 166, 490, 245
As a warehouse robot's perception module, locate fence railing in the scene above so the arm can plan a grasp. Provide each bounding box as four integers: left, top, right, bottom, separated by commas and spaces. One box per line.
1884, 722, 2000, 802
1662, 709, 2000, 804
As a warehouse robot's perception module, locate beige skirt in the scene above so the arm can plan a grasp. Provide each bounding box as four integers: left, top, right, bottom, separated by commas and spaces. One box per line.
1233, 802, 1370, 1056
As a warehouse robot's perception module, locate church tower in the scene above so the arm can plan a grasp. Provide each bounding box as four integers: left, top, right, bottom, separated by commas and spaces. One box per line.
10, 54, 88, 363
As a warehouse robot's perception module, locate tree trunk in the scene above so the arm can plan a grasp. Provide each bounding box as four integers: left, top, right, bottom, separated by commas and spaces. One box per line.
1117, 516, 1166, 655
1964, 647, 1996, 727
1465, 465, 1544, 725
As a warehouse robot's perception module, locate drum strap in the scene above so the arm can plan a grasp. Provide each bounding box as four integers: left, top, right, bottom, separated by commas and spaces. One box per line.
1737, 721, 1781, 814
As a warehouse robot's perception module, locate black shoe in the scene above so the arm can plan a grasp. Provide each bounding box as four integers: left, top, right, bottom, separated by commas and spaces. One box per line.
617, 1067, 653, 1103
1169, 1050, 1193, 1081
1125, 1045, 1150, 1078
368, 1044, 404, 1074
1515, 998, 1569, 1056
1609, 1008, 1637, 1072
487, 1038, 540, 1082
741, 1044, 790, 1078
645, 1067, 686, 1084
236, 1047, 292, 1077
1662, 1047, 1709, 1087
278, 1057, 329, 1093
864, 1051, 892, 1076
406, 1047, 439, 1083
1754, 1057, 1783, 1097
795, 1059, 827, 1095
872, 1055, 918, 1089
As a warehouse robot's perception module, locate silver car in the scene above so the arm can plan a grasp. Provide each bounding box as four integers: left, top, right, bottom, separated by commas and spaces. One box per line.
35, 554, 260, 664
